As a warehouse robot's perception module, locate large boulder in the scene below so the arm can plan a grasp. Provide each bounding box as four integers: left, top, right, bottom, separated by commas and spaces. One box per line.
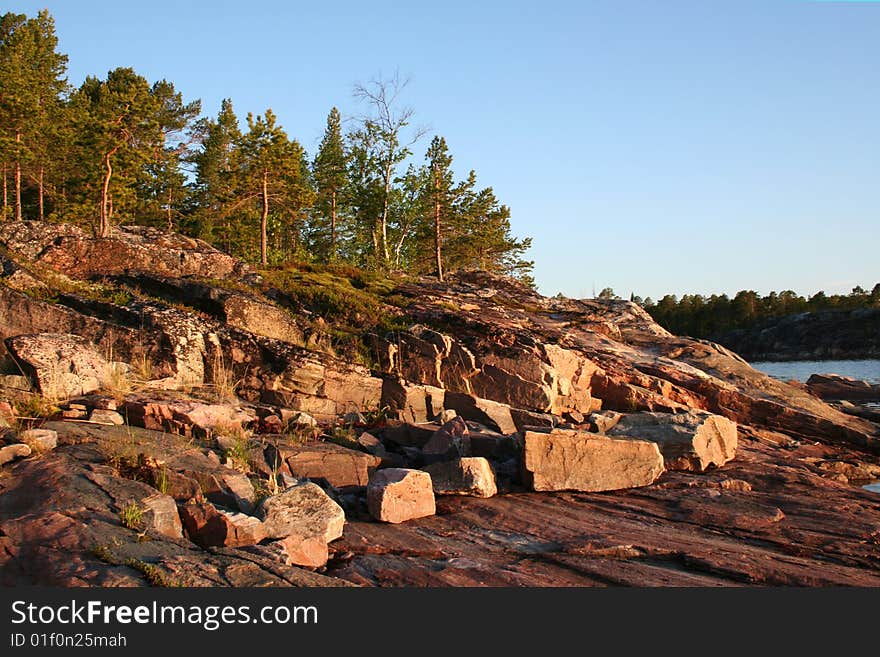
272, 442, 381, 489
256, 481, 345, 543
366, 468, 436, 523
5, 333, 110, 399
521, 429, 665, 492
0, 443, 31, 466
608, 411, 738, 472
444, 392, 517, 435
18, 428, 58, 452
422, 416, 470, 461
422, 457, 497, 498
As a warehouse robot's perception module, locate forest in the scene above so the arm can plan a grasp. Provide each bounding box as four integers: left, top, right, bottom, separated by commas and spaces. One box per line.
636, 285, 880, 339
0, 10, 533, 284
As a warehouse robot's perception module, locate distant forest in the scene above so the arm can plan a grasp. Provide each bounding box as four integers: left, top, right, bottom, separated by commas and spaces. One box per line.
0, 10, 533, 284
629, 285, 880, 339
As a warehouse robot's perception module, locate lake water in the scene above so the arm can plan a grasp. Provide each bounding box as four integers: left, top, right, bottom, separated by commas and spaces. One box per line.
750, 359, 880, 385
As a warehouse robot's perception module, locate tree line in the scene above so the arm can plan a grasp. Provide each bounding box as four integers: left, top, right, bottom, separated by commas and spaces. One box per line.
0, 10, 533, 283
632, 285, 880, 338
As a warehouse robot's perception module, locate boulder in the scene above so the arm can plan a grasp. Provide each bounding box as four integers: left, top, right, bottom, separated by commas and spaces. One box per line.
521, 429, 665, 492
444, 392, 517, 435
0, 443, 31, 466
17, 428, 58, 452
5, 333, 110, 399
89, 409, 125, 425
422, 416, 469, 461
356, 432, 388, 457
588, 410, 623, 434
179, 502, 266, 548
366, 468, 436, 523
276, 534, 330, 569
140, 493, 183, 539
256, 481, 345, 542
422, 457, 497, 497
608, 411, 738, 472
274, 442, 381, 489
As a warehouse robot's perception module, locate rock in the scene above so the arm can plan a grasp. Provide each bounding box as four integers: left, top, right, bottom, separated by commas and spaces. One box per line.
140, 493, 183, 539
282, 410, 318, 427
273, 442, 382, 489
381, 379, 445, 424
806, 374, 880, 402
0, 443, 31, 466
510, 407, 557, 432
521, 429, 665, 492
719, 479, 753, 492
18, 428, 58, 452
5, 333, 110, 399
342, 411, 366, 425
0, 374, 31, 391
588, 410, 623, 434
379, 422, 437, 448
439, 409, 458, 424
61, 408, 87, 419
256, 481, 345, 542
608, 411, 738, 472
444, 392, 517, 435
356, 432, 387, 457
563, 410, 585, 424
276, 534, 329, 569
89, 409, 125, 425
422, 457, 497, 497
366, 468, 436, 524
179, 501, 266, 548
422, 416, 469, 461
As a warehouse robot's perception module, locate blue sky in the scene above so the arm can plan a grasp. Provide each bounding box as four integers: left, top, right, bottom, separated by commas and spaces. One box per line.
8, 0, 880, 300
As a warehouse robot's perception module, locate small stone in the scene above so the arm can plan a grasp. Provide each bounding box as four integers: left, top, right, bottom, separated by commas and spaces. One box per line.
367, 468, 436, 523
277, 534, 329, 569
89, 409, 125, 425
357, 431, 387, 457
141, 493, 183, 539
62, 408, 88, 419
563, 410, 585, 424
179, 501, 266, 548
18, 428, 58, 452
0, 443, 31, 466
439, 409, 458, 424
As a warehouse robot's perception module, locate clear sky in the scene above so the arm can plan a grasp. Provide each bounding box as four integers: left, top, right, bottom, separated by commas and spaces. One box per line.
7, 0, 880, 300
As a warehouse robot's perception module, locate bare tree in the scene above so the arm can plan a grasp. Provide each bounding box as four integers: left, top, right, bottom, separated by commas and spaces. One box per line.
353, 72, 427, 266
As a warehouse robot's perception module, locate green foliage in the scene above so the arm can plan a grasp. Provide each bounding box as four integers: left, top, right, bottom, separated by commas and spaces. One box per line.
1, 9, 533, 289
644, 283, 880, 338
124, 559, 179, 587
118, 501, 143, 530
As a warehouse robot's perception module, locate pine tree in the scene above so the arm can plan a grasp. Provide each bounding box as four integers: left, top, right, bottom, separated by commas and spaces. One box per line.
240, 109, 311, 266
191, 99, 243, 248
312, 107, 347, 261
425, 136, 455, 282
0, 10, 68, 222
75, 67, 160, 236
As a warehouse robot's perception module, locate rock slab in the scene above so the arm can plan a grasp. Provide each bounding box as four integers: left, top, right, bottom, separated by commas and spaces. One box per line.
422, 457, 497, 498
521, 429, 665, 492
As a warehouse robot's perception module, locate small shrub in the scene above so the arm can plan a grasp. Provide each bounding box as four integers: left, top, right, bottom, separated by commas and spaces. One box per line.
119, 501, 143, 530
124, 559, 178, 587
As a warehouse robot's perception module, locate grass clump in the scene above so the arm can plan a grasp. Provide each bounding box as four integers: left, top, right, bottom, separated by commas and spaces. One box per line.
124, 559, 179, 587
119, 501, 144, 530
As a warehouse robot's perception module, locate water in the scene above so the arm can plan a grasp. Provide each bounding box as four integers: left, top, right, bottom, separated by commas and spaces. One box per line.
750, 359, 880, 385
865, 482, 880, 495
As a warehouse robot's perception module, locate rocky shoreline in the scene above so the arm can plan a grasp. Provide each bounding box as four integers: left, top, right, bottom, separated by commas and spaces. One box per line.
1, 221, 879, 587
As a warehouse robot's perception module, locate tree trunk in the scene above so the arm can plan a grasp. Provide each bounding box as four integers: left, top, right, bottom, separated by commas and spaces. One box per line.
14, 131, 22, 222
379, 158, 392, 263
2, 162, 7, 217
166, 187, 173, 232
100, 151, 114, 237
434, 180, 443, 283
38, 167, 44, 221
260, 169, 269, 266
330, 190, 337, 261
